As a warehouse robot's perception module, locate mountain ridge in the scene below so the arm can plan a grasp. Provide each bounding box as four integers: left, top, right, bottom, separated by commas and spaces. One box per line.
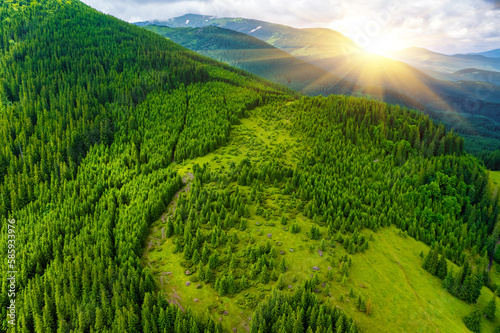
140, 15, 500, 157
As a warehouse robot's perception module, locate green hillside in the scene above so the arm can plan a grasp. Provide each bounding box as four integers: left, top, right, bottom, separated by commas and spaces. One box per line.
140, 25, 426, 111
0, 1, 499, 333
137, 14, 359, 59
142, 25, 356, 97
155, 14, 500, 166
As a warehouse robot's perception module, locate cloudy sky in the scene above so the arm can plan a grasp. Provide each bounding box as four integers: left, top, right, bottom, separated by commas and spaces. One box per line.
81, 0, 500, 54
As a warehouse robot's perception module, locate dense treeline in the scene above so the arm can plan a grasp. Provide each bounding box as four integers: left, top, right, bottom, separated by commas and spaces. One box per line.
478, 150, 500, 171
143, 25, 427, 112
142, 24, 500, 168
0, 0, 288, 331
255, 95, 498, 282
251, 286, 359, 333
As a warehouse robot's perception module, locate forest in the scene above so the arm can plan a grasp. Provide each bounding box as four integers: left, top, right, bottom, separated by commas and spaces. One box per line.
140, 22, 500, 171
0, 0, 499, 332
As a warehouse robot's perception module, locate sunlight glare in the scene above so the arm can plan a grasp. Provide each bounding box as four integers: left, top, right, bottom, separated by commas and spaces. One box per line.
363, 39, 394, 57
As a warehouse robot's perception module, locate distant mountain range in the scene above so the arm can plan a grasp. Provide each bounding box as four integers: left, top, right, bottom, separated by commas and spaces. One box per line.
141, 24, 427, 110
390, 47, 500, 79
136, 14, 500, 154
469, 48, 500, 59
136, 14, 359, 60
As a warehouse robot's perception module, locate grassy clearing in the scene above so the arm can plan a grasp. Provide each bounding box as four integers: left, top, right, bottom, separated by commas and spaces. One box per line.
142, 113, 500, 333
349, 228, 500, 333
490, 171, 500, 192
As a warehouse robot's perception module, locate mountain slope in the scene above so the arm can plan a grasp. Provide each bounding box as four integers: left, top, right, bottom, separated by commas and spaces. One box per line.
471, 48, 500, 59
452, 68, 500, 87
141, 24, 428, 110
1, 2, 499, 333
142, 25, 357, 97
139, 14, 359, 59
392, 47, 500, 76
0, 1, 290, 332
150, 15, 500, 158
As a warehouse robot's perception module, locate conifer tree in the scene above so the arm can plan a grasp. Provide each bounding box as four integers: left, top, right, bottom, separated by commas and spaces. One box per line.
205, 266, 213, 282
208, 251, 219, 270
192, 249, 200, 264
277, 274, 285, 290
484, 294, 497, 320
436, 255, 448, 279
201, 243, 210, 264
462, 307, 481, 333
259, 269, 270, 284
280, 257, 287, 272
229, 253, 238, 269
197, 263, 205, 281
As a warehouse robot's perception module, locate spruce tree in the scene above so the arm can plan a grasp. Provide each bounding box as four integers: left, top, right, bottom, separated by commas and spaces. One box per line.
443, 269, 454, 291
259, 269, 270, 284
197, 263, 205, 281
208, 251, 219, 270
484, 294, 497, 320
277, 274, 285, 290
462, 307, 481, 333
436, 255, 448, 279
229, 253, 238, 269
204, 266, 213, 282
201, 243, 210, 264
192, 249, 200, 264
280, 257, 287, 272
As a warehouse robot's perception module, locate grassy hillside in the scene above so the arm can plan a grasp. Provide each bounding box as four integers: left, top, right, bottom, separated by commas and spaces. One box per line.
1, 1, 499, 333
143, 110, 500, 333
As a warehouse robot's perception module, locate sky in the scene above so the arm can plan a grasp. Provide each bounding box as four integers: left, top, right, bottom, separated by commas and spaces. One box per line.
80, 0, 500, 54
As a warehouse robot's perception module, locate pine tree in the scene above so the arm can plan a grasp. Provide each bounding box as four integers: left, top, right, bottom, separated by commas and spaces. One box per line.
229, 253, 238, 269
218, 276, 227, 296
197, 263, 205, 281
259, 269, 270, 284
208, 251, 219, 269
201, 243, 210, 264
240, 275, 249, 290
227, 273, 236, 294
443, 269, 454, 291
436, 255, 448, 279
204, 266, 213, 282
462, 307, 481, 333
270, 246, 278, 258
484, 294, 496, 320
293, 311, 304, 333
192, 248, 200, 264
277, 274, 285, 290
280, 257, 287, 272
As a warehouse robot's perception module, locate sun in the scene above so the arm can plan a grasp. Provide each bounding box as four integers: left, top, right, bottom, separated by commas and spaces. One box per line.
362, 38, 395, 57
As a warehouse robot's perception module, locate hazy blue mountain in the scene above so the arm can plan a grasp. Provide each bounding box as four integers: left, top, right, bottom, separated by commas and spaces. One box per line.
453, 68, 500, 87
468, 48, 500, 59
392, 47, 500, 75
